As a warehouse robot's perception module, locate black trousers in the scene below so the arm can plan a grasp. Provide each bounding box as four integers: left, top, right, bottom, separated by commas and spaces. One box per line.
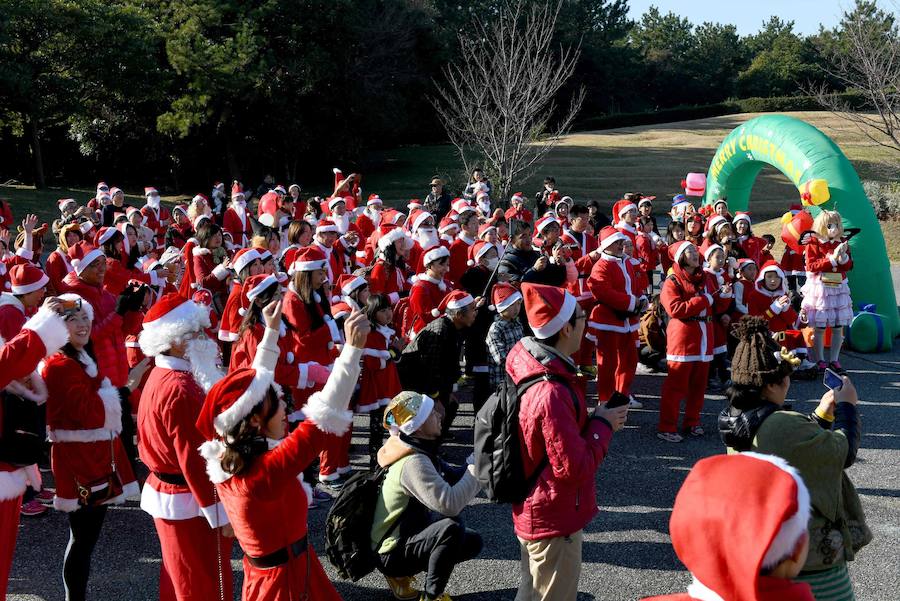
368, 407, 386, 471
471, 372, 491, 416
64, 504, 108, 601
379, 517, 482, 599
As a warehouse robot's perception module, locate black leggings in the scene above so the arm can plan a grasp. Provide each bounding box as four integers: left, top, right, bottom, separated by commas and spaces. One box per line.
64, 504, 108, 601
379, 517, 482, 599
368, 407, 386, 471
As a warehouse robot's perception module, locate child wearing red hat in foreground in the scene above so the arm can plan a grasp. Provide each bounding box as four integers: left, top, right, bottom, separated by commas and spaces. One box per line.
196, 300, 370, 601
642, 452, 815, 601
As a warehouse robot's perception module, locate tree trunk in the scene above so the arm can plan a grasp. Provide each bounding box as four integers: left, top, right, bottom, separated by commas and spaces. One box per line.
27, 117, 46, 189
225, 135, 241, 182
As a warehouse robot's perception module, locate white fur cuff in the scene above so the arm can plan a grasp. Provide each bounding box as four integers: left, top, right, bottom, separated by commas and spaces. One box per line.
23, 308, 69, 357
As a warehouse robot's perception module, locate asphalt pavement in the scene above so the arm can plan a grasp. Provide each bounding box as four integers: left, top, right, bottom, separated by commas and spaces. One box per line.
9, 323, 900, 600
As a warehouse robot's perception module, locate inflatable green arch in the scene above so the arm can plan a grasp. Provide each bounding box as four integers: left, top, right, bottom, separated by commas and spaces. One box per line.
702, 114, 899, 341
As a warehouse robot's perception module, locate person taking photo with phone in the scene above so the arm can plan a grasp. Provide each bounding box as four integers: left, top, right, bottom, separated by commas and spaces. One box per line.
718, 315, 865, 601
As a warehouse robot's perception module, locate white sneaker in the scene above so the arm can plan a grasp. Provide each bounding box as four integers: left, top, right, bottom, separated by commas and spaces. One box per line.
628, 395, 644, 409
657, 432, 683, 443
635, 363, 655, 375
798, 358, 816, 370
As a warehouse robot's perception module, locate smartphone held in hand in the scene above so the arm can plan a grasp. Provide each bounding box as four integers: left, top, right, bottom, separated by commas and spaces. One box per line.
823, 367, 844, 391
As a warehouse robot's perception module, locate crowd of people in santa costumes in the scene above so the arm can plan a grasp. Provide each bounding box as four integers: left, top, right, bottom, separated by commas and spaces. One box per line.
0, 164, 870, 601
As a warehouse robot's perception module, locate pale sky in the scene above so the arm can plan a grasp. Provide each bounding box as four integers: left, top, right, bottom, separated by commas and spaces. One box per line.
627, 0, 862, 36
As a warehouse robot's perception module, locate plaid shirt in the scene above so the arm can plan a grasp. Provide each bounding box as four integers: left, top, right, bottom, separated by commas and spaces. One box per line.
486, 315, 524, 390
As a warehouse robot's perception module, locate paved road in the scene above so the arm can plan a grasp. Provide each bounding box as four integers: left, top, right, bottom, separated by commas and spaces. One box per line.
10, 341, 900, 601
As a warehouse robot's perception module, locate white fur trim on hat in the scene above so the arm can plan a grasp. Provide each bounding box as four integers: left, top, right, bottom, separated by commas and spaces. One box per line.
292, 259, 327, 272
447, 294, 474, 311
246, 275, 278, 304
411, 211, 432, 233
316, 223, 339, 234
57, 293, 93, 322
531, 290, 577, 339
378, 227, 408, 252
139, 300, 211, 357
673, 242, 695, 266
703, 244, 724, 261
423, 246, 450, 265
213, 366, 274, 435
536, 217, 559, 233
341, 276, 366, 296
598, 231, 628, 252
328, 197, 346, 211
400, 394, 435, 436
733, 213, 751, 225
10, 272, 49, 295
71, 248, 104, 276
492, 291, 522, 313
617, 202, 637, 217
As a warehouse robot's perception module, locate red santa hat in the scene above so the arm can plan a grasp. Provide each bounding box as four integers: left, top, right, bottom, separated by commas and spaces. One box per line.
334, 273, 367, 300
510, 192, 525, 205
736, 258, 757, 274
253, 247, 273, 263
140, 256, 161, 273
173, 204, 188, 217
733, 211, 752, 226
144, 187, 159, 197
705, 214, 727, 234
9, 264, 49, 295
712, 197, 729, 210
109, 187, 123, 198
637, 196, 654, 208
409, 209, 433, 233
489, 282, 522, 313
668, 240, 695, 265
138, 293, 212, 357
57, 198, 77, 213
382, 208, 404, 225
377, 225, 412, 252
243, 273, 279, 308
367, 194, 383, 207
452, 198, 473, 215
521, 282, 577, 340
96, 181, 109, 193
466, 241, 495, 266
534, 216, 559, 234
477, 222, 497, 239
231, 182, 245, 200
407, 198, 423, 211
232, 247, 262, 275
703, 244, 725, 262
214, 182, 225, 191
292, 246, 328, 272
423, 245, 450, 266
612, 199, 637, 222
68, 242, 105, 276
668, 452, 810, 601
273, 184, 286, 196
438, 216, 458, 235
126, 206, 146, 224
756, 260, 786, 292
327, 196, 346, 211
431, 290, 474, 318
315, 222, 339, 236
598, 226, 628, 252
97, 192, 112, 203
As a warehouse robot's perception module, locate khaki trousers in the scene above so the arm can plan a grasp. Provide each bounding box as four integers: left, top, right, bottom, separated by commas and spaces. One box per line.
515, 530, 583, 601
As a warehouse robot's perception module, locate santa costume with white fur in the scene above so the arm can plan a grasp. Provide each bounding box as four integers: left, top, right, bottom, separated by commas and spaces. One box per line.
406, 245, 450, 339
136, 294, 234, 601
196, 317, 363, 601
587, 227, 645, 403
141, 187, 172, 250
223, 184, 253, 247
0, 306, 70, 598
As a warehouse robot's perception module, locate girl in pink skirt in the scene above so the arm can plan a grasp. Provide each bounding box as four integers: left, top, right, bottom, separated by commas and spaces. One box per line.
800, 210, 853, 371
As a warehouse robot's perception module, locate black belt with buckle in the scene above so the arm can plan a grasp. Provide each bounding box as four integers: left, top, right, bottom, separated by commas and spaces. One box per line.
247, 535, 309, 569
153, 471, 188, 486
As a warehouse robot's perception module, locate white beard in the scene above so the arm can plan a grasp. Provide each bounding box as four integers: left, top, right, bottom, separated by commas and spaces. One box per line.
333, 213, 351, 235
185, 336, 224, 393
366, 209, 382, 227
415, 228, 439, 250
477, 197, 491, 215
147, 195, 161, 210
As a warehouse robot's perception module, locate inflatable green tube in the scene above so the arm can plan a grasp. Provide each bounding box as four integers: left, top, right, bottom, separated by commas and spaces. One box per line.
703, 114, 899, 342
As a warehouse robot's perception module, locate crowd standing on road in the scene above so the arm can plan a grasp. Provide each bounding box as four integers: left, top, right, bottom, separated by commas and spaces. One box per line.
0, 168, 869, 601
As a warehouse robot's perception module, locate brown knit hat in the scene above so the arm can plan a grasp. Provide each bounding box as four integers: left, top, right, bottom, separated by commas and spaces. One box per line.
730, 316, 799, 387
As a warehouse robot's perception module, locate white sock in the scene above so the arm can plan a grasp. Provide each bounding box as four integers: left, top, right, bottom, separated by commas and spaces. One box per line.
830, 326, 844, 363
814, 327, 827, 363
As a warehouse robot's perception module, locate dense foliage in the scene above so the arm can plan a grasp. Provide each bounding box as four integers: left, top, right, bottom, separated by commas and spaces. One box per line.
0, 0, 893, 191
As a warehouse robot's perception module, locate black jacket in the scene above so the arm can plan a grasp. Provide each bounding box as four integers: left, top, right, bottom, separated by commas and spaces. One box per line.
397, 316, 462, 401
424, 192, 452, 222
497, 247, 566, 287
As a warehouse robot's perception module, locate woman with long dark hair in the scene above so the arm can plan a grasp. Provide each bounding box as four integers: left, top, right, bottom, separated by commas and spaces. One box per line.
42, 294, 139, 601
98, 227, 165, 297
196, 300, 368, 601
369, 228, 413, 305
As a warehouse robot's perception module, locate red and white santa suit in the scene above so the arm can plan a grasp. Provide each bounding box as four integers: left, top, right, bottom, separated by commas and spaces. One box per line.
730, 259, 757, 319
748, 262, 801, 344
64, 243, 143, 388
635, 229, 660, 286
504, 192, 533, 223
586, 228, 645, 403
142, 188, 172, 250
733, 212, 766, 265
702, 245, 733, 357
355, 196, 383, 242
369, 228, 413, 305
223, 195, 253, 248
612, 199, 638, 247
0, 307, 68, 599
406, 247, 450, 339
312, 223, 357, 285
561, 231, 598, 368
196, 325, 362, 601
448, 229, 476, 287
217, 248, 262, 346
358, 325, 402, 412
658, 242, 732, 435
136, 295, 233, 601
191, 246, 230, 298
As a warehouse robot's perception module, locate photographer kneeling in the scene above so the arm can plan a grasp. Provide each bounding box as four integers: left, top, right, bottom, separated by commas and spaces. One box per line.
719, 316, 865, 600
371, 391, 483, 601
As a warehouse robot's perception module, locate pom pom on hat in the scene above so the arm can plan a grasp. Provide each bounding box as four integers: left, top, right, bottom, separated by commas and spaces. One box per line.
466, 240, 494, 266
490, 282, 522, 313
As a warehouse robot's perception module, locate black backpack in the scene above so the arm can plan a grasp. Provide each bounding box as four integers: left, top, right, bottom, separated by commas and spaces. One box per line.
474, 372, 576, 504
325, 467, 395, 581
0, 391, 45, 467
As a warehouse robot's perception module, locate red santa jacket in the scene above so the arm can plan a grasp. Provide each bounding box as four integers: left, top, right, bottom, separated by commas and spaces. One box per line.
703, 267, 733, 355
748, 282, 799, 334
0, 201, 13, 231
43, 351, 139, 511
406, 274, 447, 338
223, 204, 253, 247
661, 265, 731, 363
46, 248, 73, 294
141, 204, 171, 248
282, 285, 341, 372
738, 235, 766, 265
586, 253, 644, 335
369, 259, 410, 305
62, 272, 142, 387
137, 356, 228, 527
636, 231, 660, 273
614, 222, 638, 247
504, 206, 533, 223
102, 256, 159, 298
312, 241, 355, 285
804, 237, 853, 280
358, 325, 402, 412
217, 281, 243, 343
448, 234, 476, 286
355, 211, 378, 241
780, 247, 805, 277
231, 321, 307, 391
0, 293, 27, 341
192, 247, 230, 296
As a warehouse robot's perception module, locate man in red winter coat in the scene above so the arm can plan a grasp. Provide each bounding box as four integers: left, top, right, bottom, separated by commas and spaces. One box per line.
510, 283, 628, 600
137, 294, 234, 601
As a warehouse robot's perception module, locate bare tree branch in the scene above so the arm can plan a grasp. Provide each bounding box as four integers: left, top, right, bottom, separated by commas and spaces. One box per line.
431, 0, 584, 205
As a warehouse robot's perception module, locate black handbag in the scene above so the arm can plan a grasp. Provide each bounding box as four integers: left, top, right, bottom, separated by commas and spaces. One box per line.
0, 391, 45, 467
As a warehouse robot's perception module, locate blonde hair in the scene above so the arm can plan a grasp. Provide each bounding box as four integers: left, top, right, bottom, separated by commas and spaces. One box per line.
812, 210, 843, 239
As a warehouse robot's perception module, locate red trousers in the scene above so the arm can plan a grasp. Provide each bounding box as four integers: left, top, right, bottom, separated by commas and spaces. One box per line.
594, 330, 637, 402
659, 361, 710, 433
319, 429, 352, 480
0, 495, 22, 601
572, 330, 596, 367
155, 516, 234, 601
241, 545, 342, 601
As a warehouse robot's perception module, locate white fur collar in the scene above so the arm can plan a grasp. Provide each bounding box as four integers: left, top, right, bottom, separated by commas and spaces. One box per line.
458, 233, 476, 246
0, 293, 24, 313
416, 273, 446, 291
192, 247, 211, 256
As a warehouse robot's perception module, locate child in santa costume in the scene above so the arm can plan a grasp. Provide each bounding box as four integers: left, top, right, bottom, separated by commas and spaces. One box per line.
164, 205, 192, 250
504, 192, 533, 223
0, 301, 69, 600
406, 246, 451, 340
47, 222, 89, 295
641, 453, 815, 601
217, 247, 263, 363
733, 212, 765, 264
587, 227, 647, 407
657, 241, 732, 443
223, 184, 253, 247
612, 199, 639, 247
141, 187, 171, 250
330, 273, 370, 328
636, 216, 661, 291
196, 300, 368, 601
43, 294, 140, 601
359, 293, 404, 469
485, 282, 524, 391
136, 294, 234, 601
448, 209, 479, 286
702, 245, 734, 390
800, 210, 853, 372
369, 226, 414, 305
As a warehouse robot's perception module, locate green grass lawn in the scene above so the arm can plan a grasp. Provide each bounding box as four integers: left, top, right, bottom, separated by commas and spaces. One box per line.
4, 110, 899, 233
